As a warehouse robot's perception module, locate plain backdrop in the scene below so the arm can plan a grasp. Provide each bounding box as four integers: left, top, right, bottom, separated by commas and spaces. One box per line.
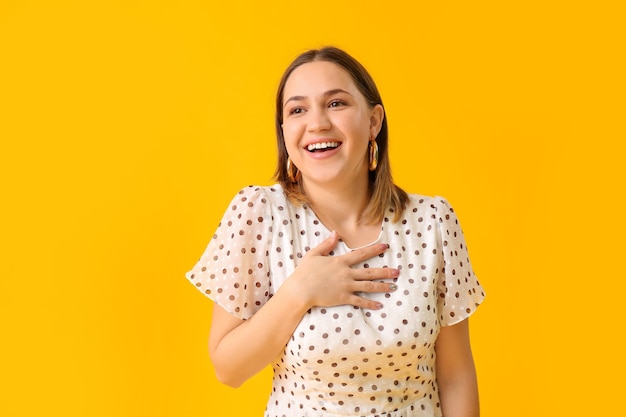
1, 1, 624, 416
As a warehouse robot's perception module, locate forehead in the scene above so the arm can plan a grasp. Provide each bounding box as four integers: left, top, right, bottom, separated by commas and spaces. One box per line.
283, 61, 359, 98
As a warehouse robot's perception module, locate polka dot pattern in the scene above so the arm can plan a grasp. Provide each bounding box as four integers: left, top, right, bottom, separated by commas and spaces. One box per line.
186, 185, 485, 417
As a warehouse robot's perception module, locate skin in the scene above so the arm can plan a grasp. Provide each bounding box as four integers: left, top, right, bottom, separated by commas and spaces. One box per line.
436, 320, 480, 417
282, 61, 386, 247
209, 61, 480, 416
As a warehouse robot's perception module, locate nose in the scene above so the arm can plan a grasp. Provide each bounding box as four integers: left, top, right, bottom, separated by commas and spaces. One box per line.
306, 107, 331, 132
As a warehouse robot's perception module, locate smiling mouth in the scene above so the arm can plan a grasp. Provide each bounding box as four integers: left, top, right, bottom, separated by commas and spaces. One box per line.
306, 141, 341, 152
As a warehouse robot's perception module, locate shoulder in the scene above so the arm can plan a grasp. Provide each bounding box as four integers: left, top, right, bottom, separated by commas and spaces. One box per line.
401, 193, 450, 213
220, 184, 298, 227
227, 184, 288, 211
399, 193, 460, 226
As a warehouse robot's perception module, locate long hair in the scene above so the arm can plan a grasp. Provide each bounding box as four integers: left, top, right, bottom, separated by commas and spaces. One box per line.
274, 46, 408, 224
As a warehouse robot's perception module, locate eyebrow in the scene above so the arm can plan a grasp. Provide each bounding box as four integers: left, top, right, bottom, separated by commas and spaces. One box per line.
283, 88, 353, 108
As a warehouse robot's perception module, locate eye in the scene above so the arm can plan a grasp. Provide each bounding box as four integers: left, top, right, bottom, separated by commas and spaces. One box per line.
329, 100, 345, 108
288, 107, 305, 115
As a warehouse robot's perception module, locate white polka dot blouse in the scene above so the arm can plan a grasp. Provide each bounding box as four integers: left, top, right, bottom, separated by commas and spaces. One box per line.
186, 184, 485, 417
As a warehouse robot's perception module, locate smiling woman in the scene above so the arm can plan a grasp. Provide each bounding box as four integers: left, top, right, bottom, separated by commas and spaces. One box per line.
282, 61, 377, 187
185, 47, 485, 417
274, 48, 408, 228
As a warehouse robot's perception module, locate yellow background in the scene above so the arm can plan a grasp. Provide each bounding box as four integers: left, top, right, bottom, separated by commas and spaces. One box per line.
1, 1, 624, 416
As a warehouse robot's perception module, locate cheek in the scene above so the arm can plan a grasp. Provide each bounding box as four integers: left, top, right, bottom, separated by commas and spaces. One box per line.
338, 112, 370, 137
282, 125, 301, 155
282, 122, 303, 144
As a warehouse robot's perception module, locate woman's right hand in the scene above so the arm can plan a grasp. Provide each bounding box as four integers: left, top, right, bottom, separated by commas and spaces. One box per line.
285, 231, 399, 310
209, 231, 397, 387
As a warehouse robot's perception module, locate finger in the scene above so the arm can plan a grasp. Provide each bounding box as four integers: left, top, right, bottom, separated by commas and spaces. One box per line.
351, 279, 398, 294
306, 230, 339, 256
342, 243, 389, 266
352, 267, 400, 281
345, 293, 384, 310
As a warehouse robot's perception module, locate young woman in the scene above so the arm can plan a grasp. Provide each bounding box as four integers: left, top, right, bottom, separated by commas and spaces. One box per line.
186, 47, 485, 417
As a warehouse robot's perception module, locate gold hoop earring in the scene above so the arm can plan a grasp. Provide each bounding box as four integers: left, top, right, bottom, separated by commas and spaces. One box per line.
286, 157, 301, 182
368, 141, 379, 171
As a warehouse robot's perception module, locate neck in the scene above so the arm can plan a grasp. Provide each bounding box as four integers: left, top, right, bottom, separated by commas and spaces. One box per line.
302, 175, 372, 230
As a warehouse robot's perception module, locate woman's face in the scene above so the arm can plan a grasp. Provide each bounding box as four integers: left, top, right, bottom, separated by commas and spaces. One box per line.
281, 61, 383, 189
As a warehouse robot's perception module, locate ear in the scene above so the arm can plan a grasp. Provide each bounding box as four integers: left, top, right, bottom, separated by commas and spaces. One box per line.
369, 104, 384, 139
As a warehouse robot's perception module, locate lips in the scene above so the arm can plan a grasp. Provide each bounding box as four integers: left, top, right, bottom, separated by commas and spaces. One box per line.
306, 141, 341, 152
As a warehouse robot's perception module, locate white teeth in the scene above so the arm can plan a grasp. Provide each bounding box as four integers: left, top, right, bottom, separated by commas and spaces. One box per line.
307, 142, 339, 151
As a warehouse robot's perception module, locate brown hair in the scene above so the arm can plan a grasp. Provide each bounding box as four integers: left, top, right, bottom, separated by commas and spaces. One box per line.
274, 46, 408, 223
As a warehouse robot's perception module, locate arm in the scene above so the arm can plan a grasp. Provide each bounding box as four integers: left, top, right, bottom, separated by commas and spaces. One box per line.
208, 288, 311, 387
209, 232, 399, 388
435, 319, 480, 417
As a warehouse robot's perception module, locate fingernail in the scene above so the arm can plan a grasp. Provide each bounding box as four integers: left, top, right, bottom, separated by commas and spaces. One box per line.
391, 269, 399, 277
375, 302, 383, 309
330, 230, 337, 238
389, 284, 397, 291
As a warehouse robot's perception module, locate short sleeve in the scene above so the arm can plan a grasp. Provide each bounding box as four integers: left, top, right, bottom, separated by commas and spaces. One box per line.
185, 186, 273, 320
434, 197, 485, 326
